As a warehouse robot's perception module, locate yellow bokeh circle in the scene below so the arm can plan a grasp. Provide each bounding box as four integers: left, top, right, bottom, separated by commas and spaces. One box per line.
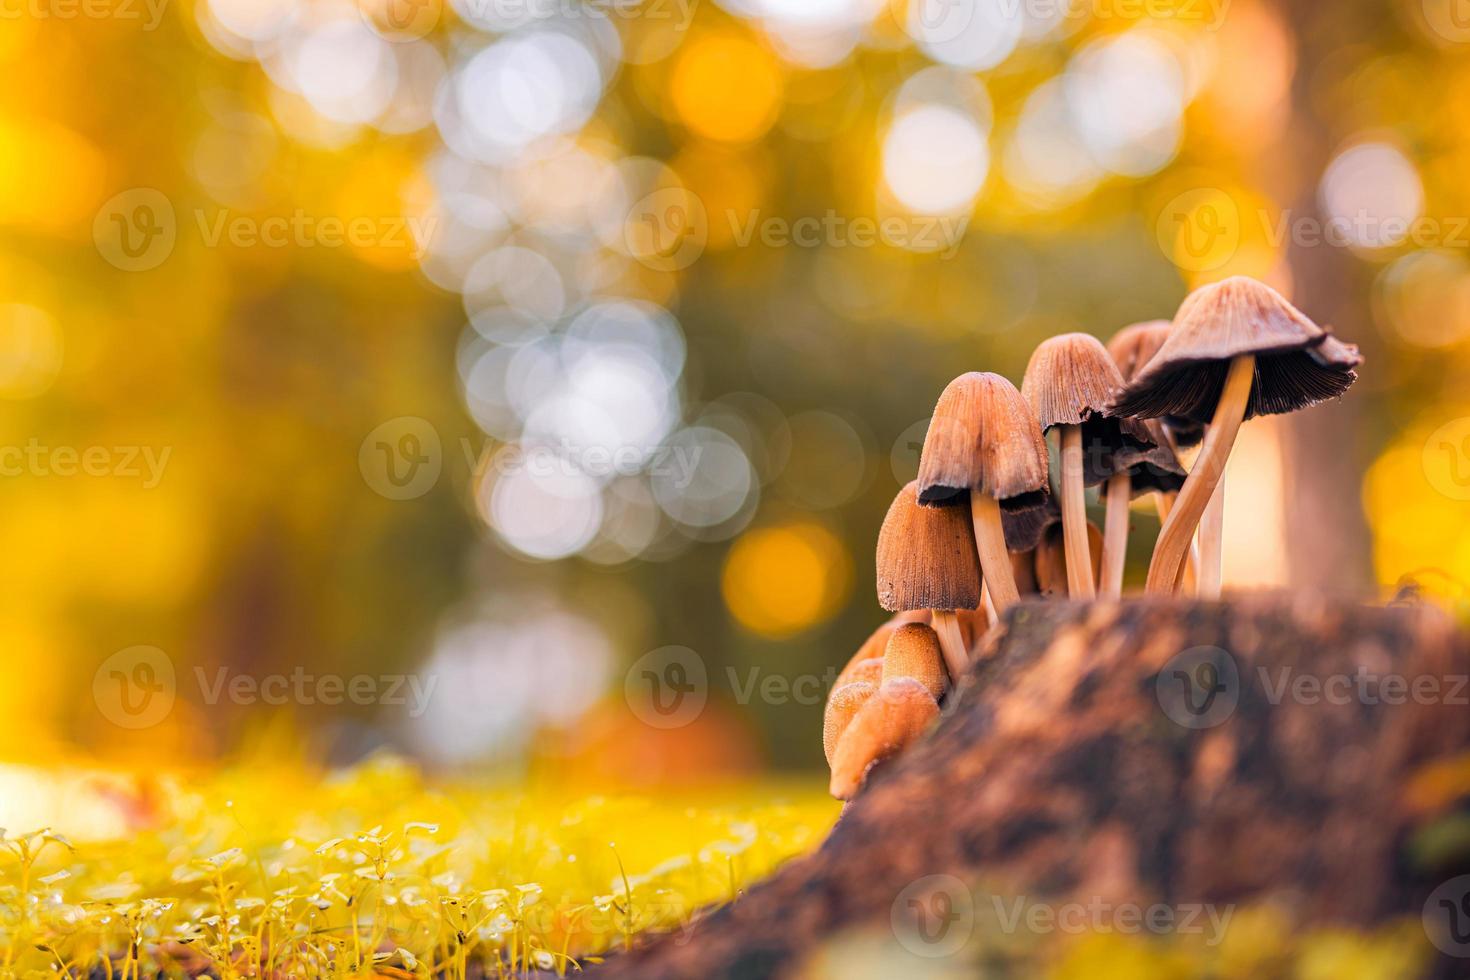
721, 521, 852, 638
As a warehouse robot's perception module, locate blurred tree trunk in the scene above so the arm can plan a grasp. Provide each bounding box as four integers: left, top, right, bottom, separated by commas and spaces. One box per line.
586, 597, 1470, 979
1277, 0, 1376, 593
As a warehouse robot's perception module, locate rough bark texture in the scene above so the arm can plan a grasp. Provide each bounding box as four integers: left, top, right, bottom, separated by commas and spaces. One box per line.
590, 595, 1470, 979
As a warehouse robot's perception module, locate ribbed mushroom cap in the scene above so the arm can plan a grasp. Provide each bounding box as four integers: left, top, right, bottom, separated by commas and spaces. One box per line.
1109, 276, 1361, 424
1101, 418, 1187, 498
882, 623, 947, 699
916, 372, 1049, 512
823, 680, 875, 765
1002, 495, 1060, 552
1022, 333, 1157, 485
1107, 320, 1206, 447
829, 677, 939, 800
876, 481, 982, 612
1106, 320, 1172, 382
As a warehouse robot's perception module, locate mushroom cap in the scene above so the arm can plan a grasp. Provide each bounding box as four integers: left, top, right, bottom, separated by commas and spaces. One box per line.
829, 677, 939, 800
822, 680, 875, 765
881, 622, 948, 699
1103, 418, 1187, 497
1002, 495, 1060, 553
876, 482, 982, 612
831, 653, 882, 697
1109, 277, 1361, 424
1107, 320, 1206, 447
916, 372, 1050, 511
1021, 333, 1157, 485
1106, 320, 1172, 383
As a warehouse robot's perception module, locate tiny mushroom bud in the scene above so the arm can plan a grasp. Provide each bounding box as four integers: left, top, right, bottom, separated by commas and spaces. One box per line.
881, 622, 948, 698
823, 681, 876, 765
829, 678, 939, 800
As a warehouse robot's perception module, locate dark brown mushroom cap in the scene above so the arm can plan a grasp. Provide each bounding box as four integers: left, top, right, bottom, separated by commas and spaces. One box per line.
1001, 495, 1060, 552
1107, 320, 1206, 446
876, 481, 982, 612
916, 372, 1050, 512
1109, 277, 1361, 424
1101, 419, 1186, 497
1021, 333, 1157, 486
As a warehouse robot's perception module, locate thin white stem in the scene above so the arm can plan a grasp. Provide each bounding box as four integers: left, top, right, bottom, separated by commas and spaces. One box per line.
1198, 476, 1226, 598
930, 610, 968, 684
1058, 425, 1095, 599
970, 490, 1020, 613
1100, 472, 1130, 599
1145, 355, 1255, 594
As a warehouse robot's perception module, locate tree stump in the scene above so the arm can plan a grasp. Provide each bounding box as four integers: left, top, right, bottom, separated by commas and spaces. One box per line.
590, 594, 1470, 978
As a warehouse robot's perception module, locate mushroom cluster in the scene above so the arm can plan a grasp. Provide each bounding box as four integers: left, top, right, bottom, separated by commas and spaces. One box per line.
822, 275, 1361, 800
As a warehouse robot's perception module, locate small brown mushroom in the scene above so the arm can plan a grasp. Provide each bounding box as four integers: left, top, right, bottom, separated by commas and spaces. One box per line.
822, 680, 876, 765
881, 622, 947, 699
1035, 520, 1103, 599
1106, 319, 1204, 447
1022, 334, 1155, 600
917, 373, 1049, 616
829, 678, 939, 800
877, 482, 982, 681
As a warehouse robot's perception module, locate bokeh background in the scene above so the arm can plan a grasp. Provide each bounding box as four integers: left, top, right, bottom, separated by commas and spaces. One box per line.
3, 0, 1469, 789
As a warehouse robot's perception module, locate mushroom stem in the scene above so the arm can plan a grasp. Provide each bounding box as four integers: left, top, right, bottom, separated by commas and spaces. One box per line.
929, 610, 968, 684
1100, 472, 1130, 599
1197, 478, 1225, 598
981, 583, 998, 628
969, 490, 1020, 613
1154, 491, 1199, 592
1058, 426, 1096, 599
1145, 354, 1255, 594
